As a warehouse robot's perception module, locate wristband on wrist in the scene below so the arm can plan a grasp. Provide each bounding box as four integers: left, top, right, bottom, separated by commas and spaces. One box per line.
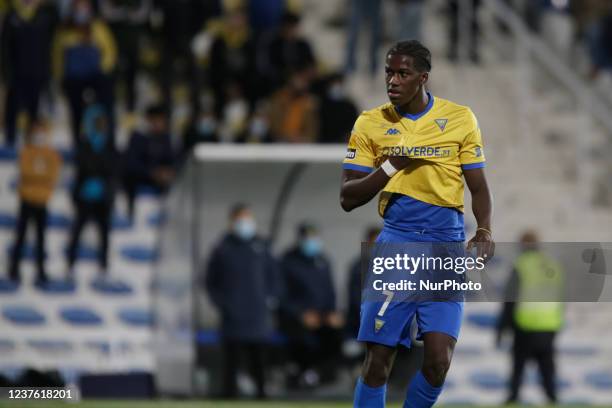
476, 227, 492, 236
381, 160, 398, 177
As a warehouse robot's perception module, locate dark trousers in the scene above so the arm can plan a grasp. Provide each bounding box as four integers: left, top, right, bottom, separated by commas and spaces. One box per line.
448, 0, 481, 62
222, 340, 266, 399
9, 201, 48, 282
4, 79, 44, 145
123, 173, 168, 220
509, 330, 557, 403
66, 201, 111, 271
63, 75, 115, 147
281, 316, 343, 375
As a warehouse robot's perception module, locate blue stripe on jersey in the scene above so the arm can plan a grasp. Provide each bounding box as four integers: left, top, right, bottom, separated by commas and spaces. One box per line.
343, 163, 373, 173
462, 162, 486, 170
395, 92, 434, 121
383, 194, 465, 241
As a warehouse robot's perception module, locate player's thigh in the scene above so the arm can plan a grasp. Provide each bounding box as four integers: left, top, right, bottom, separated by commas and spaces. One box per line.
358, 300, 417, 347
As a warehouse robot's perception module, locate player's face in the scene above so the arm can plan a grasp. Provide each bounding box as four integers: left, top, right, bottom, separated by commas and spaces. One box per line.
385, 54, 428, 106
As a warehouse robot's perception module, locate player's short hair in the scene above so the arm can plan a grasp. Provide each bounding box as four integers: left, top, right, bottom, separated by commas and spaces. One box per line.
387, 40, 432, 73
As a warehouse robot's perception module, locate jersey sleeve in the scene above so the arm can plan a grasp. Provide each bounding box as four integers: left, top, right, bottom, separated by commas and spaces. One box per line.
342, 114, 375, 173
459, 109, 486, 170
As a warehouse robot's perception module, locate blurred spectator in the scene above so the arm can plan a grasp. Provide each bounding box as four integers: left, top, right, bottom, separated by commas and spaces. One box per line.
344, 0, 382, 76
206, 4, 256, 118
256, 11, 316, 97
346, 226, 381, 339
123, 104, 176, 220
66, 104, 118, 278
52, 0, 117, 146
182, 107, 219, 154
9, 119, 62, 285
155, 0, 211, 113
394, 0, 425, 41
317, 73, 358, 144
279, 222, 344, 387
100, 0, 151, 113
1, 0, 58, 146
205, 204, 279, 399
267, 69, 318, 143
244, 102, 273, 143
217, 82, 249, 142
496, 230, 564, 405
448, 0, 481, 63
582, 11, 612, 79
248, 0, 285, 36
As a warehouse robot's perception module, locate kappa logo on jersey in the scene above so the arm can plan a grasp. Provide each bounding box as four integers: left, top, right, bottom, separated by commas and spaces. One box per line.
385, 128, 401, 135
345, 148, 356, 159
475, 146, 482, 157
435, 118, 448, 131
374, 318, 385, 333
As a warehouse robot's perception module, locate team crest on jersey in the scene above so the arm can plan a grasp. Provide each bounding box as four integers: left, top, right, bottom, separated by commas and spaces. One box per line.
385, 128, 401, 135
374, 318, 385, 333
435, 118, 448, 131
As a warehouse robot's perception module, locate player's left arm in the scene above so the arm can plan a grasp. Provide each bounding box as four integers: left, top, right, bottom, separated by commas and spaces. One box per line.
464, 167, 494, 260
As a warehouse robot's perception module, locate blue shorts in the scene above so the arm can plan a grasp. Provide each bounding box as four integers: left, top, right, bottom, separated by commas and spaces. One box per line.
357, 228, 465, 348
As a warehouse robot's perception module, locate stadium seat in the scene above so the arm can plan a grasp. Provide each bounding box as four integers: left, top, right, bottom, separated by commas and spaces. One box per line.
63, 244, 98, 261
47, 212, 72, 229
470, 370, 506, 390
558, 345, 598, 357
525, 369, 571, 389
90, 277, 133, 295
0, 146, 17, 161
120, 245, 158, 262
117, 308, 153, 327
27, 339, 73, 353
585, 370, 612, 390
0, 212, 16, 229
465, 312, 498, 329
147, 211, 166, 227
36, 279, 76, 294
3, 306, 46, 325
59, 307, 103, 326
111, 213, 132, 230
0, 279, 19, 294
84, 340, 110, 354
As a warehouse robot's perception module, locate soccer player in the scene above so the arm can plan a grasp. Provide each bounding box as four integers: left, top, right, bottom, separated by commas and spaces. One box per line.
340, 40, 494, 407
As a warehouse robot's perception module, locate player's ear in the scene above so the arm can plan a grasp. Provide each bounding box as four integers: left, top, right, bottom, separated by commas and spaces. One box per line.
420, 72, 429, 86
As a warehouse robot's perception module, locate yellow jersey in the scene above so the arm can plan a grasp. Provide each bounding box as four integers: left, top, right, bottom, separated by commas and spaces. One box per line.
343, 93, 485, 218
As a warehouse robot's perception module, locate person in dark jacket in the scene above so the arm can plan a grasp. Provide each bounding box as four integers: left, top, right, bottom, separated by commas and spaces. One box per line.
317, 73, 358, 144
205, 204, 278, 399
66, 104, 118, 278
1, 0, 58, 145
123, 104, 176, 220
280, 222, 344, 387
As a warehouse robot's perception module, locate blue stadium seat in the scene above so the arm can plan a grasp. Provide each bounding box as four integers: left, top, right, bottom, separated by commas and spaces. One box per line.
47, 212, 72, 229
466, 312, 498, 329
147, 211, 166, 227
470, 370, 506, 390
3, 306, 46, 325
36, 279, 76, 294
0, 146, 17, 161
63, 244, 98, 261
0, 279, 19, 294
0, 212, 16, 229
59, 307, 103, 326
0, 366, 24, 382
85, 340, 110, 354
112, 213, 132, 230
27, 339, 73, 353
525, 369, 571, 389
5, 242, 47, 260
0, 339, 16, 352
585, 370, 612, 390
90, 278, 133, 295
120, 245, 158, 262
118, 308, 153, 327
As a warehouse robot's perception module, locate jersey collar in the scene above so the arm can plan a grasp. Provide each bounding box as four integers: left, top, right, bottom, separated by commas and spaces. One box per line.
395, 92, 434, 121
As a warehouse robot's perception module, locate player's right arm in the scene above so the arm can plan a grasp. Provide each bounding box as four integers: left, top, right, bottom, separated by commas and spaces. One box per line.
340, 115, 410, 212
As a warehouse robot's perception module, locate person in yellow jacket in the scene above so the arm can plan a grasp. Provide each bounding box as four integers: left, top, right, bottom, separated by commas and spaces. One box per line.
52, 0, 117, 146
496, 230, 564, 404
9, 119, 62, 285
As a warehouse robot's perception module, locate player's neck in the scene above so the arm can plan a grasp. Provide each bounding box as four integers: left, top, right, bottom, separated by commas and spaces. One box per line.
397, 90, 430, 116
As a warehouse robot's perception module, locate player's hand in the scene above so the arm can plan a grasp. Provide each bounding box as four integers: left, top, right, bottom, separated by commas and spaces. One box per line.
325, 312, 344, 329
302, 310, 321, 330
388, 155, 412, 171
466, 228, 495, 263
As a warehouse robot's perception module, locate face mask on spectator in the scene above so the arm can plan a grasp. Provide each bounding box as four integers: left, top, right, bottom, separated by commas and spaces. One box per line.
328, 83, 345, 101
301, 236, 322, 257
233, 217, 256, 241
249, 117, 268, 139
